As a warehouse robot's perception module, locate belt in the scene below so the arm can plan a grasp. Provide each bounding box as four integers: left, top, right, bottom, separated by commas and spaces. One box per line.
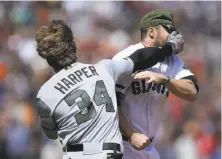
122, 135, 154, 143
66, 143, 121, 152
122, 135, 129, 142
107, 153, 123, 159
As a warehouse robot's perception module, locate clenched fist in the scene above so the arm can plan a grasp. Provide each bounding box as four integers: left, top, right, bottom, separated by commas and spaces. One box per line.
129, 132, 152, 151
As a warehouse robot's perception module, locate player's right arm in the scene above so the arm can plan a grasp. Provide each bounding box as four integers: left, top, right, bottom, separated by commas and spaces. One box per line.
101, 42, 177, 83
36, 98, 58, 140
101, 32, 184, 82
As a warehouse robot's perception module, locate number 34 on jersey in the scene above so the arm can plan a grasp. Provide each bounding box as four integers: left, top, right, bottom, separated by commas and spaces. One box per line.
65, 80, 115, 125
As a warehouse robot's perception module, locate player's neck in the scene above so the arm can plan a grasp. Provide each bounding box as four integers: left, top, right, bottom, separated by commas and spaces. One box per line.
141, 40, 155, 48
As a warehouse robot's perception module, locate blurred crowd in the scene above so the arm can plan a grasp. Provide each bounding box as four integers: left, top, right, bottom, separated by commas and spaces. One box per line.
0, 1, 221, 159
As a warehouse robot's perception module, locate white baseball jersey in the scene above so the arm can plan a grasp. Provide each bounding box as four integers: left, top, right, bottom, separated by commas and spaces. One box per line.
36, 59, 134, 151
113, 42, 194, 138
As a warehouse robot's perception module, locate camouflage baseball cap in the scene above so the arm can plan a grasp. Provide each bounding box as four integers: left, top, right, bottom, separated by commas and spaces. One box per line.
139, 10, 175, 29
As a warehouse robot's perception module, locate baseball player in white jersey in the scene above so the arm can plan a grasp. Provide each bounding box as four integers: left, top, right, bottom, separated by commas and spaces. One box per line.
35, 20, 184, 159
113, 10, 199, 159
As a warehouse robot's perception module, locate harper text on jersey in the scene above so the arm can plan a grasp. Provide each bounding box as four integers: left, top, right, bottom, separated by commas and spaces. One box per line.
54, 66, 99, 94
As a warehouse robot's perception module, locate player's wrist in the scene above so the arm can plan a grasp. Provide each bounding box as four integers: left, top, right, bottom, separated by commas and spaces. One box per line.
162, 75, 171, 85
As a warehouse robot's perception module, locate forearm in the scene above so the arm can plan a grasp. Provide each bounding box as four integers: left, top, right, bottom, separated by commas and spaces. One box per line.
118, 108, 135, 137
166, 79, 198, 101
129, 42, 173, 73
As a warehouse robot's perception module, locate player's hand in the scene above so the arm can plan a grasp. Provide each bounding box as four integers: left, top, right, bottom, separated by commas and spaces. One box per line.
129, 132, 151, 151
134, 71, 168, 84
167, 31, 184, 54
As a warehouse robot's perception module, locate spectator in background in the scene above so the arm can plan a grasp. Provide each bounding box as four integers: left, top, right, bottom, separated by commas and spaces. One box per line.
174, 120, 200, 159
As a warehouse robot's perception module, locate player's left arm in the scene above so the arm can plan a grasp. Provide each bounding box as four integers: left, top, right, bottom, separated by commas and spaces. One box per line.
135, 56, 199, 101
36, 98, 58, 140
164, 75, 198, 101
166, 57, 199, 101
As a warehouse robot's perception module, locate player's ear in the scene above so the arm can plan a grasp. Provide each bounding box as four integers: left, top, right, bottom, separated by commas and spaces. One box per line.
148, 27, 154, 39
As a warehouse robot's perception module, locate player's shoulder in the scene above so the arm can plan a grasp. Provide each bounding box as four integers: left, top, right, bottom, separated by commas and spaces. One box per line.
36, 78, 54, 115
96, 59, 112, 66
36, 70, 63, 102
113, 43, 144, 60
36, 77, 54, 101
36, 70, 69, 115
94, 59, 113, 72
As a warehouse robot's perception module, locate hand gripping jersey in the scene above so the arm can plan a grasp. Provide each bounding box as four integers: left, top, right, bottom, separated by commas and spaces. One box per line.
113, 42, 195, 138
36, 60, 134, 151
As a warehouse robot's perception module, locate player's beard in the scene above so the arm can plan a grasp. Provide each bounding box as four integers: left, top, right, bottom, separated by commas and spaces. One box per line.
153, 40, 164, 48
153, 32, 168, 48
153, 37, 167, 48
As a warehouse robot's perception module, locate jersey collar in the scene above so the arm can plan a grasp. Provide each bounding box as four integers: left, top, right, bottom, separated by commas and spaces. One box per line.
138, 42, 145, 48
